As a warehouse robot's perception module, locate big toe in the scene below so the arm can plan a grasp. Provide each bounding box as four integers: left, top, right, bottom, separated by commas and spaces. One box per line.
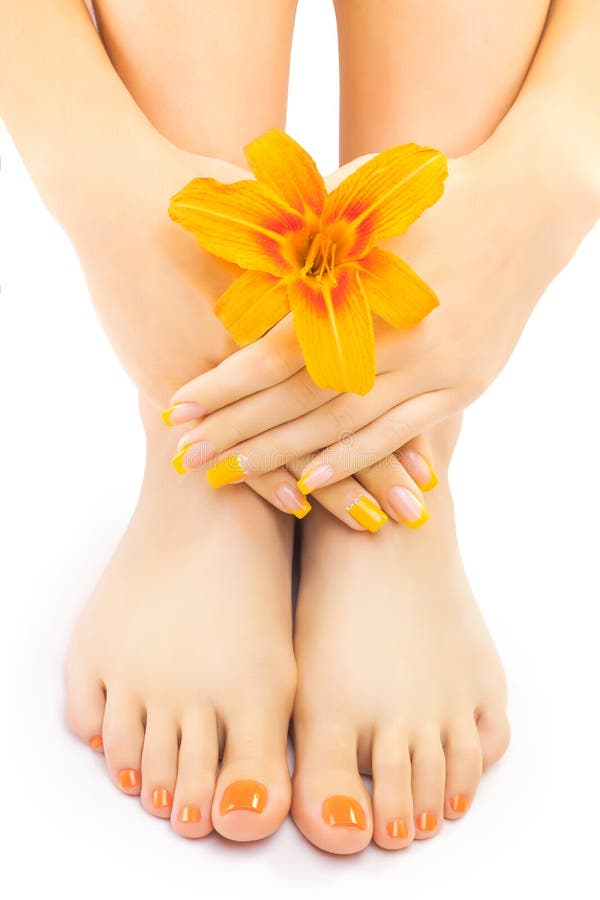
292, 716, 372, 855
212, 704, 292, 842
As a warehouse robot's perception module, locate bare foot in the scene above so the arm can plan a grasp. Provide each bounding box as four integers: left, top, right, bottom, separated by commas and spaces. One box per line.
292, 418, 510, 854
66, 402, 296, 841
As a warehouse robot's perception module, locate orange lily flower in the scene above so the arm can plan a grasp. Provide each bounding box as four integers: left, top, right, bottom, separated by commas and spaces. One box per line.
169, 129, 447, 395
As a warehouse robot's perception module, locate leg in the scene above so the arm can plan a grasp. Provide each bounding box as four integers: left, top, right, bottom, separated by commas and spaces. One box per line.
66, 0, 299, 841
292, 0, 550, 853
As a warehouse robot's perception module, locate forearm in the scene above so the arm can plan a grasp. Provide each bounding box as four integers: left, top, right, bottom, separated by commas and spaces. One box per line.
486, 0, 600, 210
0, 1, 161, 213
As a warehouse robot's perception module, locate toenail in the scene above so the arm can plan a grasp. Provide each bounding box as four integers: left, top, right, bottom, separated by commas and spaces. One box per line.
322, 796, 367, 830
415, 811, 437, 832
118, 769, 140, 790
449, 794, 470, 814
220, 780, 267, 815
152, 788, 172, 809
178, 804, 202, 824
386, 818, 409, 839
89, 735, 103, 753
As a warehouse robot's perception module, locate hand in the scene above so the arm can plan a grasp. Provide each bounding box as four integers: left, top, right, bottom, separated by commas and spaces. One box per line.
58, 134, 251, 406
58, 128, 436, 531
164, 133, 597, 488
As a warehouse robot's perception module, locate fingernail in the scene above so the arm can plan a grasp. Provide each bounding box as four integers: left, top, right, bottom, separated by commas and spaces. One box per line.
388, 486, 430, 529
449, 794, 470, 814
178, 804, 202, 824
161, 402, 205, 426
152, 788, 172, 809
401, 450, 439, 491
220, 780, 267, 815
346, 495, 388, 532
416, 811, 437, 832
171, 441, 216, 474
322, 796, 367, 830
206, 454, 250, 488
386, 818, 409, 839
276, 484, 312, 519
89, 735, 103, 753
118, 769, 140, 790
297, 463, 334, 495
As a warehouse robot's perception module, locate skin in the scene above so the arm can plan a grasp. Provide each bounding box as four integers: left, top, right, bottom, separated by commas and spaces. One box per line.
170, 0, 600, 501
1, 0, 595, 853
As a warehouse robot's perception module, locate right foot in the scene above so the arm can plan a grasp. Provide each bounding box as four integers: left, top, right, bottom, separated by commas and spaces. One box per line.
66, 404, 296, 841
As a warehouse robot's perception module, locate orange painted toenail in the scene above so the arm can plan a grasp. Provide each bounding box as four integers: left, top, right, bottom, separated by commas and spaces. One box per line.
449, 794, 470, 814
179, 804, 202, 824
89, 735, 103, 753
118, 769, 140, 790
152, 788, 172, 809
322, 796, 367, 830
416, 811, 437, 832
220, 780, 267, 815
386, 818, 409, 839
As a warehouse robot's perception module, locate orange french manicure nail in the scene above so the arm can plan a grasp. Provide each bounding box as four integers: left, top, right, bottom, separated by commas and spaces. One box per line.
161, 402, 204, 427
386, 818, 409, 839
152, 787, 172, 809
449, 794, 470, 814
206, 454, 250, 488
346, 495, 388, 532
416, 811, 437, 832
401, 450, 439, 492
322, 795, 367, 830
89, 735, 103, 752
118, 769, 140, 790
179, 804, 202, 824
220, 780, 267, 815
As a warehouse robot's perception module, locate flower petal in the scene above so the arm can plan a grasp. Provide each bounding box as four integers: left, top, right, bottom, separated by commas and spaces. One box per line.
169, 178, 307, 276
322, 144, 447, 259
355, 247, 440, 328
244, 128, 326, 218
215, 270, 291, 345
288, 267, 375, 395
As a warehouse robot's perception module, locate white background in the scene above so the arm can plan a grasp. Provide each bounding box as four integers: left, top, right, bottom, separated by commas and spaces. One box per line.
1, 1, 599, 897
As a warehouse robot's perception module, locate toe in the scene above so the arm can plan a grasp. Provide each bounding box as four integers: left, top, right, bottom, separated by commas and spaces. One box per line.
171, 707, 218, 839
477, 704, 511, 769
212, 705, 291, 842
102, 691, 145, 795
411, 728, 446, 839
371, 727, 414, 849
292, 718, 372, 855
443, 719, 483, 820
140, 709, 179, 818
66, 666, 106, 753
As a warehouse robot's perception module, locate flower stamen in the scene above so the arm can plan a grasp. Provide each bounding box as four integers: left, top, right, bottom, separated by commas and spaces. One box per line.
302, 232, 338, 285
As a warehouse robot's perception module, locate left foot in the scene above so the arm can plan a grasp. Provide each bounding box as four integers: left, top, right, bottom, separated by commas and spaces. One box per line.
292, 428, 510, 854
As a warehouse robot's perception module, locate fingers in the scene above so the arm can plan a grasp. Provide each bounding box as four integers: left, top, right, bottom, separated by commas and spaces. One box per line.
396, 434, 439, 493
169, 368, 337, 462
355, 452, 431, 529
169, 317, 304, 417
246, 464, 390, 533
243, 444, 438, 533
295, 390, 455, 490
244, 468, 313, 520
171, 370, 421, 479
